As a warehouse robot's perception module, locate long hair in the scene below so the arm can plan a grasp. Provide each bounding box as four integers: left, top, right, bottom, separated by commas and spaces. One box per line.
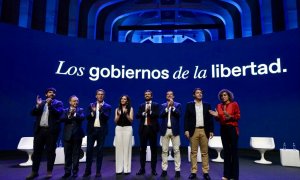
218, 89, 234, 102
118, 95, 131, 113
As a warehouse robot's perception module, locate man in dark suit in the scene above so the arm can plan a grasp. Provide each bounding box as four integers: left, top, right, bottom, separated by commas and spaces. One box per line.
184, 88, 214, 180
136, 90, 160, 176
160, 90, 182, 178
83, 89, 111, 178
26, 87, 64, 180
60, 95, 85, 178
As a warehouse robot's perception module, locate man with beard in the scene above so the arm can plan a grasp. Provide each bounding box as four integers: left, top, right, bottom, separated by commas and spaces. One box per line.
160, 90, 182, 178
136, 90, 160, 176
26, 87, 64, 179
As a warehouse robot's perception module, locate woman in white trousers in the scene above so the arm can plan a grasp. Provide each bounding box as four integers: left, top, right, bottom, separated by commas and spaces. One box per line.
114, 95, 134, 175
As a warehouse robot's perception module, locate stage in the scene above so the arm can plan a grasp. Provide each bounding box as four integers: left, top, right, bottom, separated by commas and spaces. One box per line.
1, 148, 299, 180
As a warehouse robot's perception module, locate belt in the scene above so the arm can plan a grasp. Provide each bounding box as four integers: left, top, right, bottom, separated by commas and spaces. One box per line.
196, 126, 204, 129
40, 126, 49, 129
117, 125, 132, 127
167, 127, 172, 129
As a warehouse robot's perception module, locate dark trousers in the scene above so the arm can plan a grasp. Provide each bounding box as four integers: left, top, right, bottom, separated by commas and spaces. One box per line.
64, 137, 82, 174
139, 126, 157, 171
32, 128, 59, 172
85, 127, 106, 173
221, 125, 239, 180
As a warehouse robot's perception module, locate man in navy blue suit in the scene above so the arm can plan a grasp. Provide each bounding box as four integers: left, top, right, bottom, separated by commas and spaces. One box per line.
26, 87, 63, 180
60, 95, 85, 178
136, 90, 160, 176
159, 90, 182, 178
83, 89, 111, 178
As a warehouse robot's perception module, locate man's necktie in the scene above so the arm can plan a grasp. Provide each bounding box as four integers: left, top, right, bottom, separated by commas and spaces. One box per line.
146, 102, 151, 125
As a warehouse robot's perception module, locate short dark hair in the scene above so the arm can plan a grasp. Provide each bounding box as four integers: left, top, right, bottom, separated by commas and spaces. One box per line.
96, 89, 105, 95
69, 95, 78, 102
45, 87, 56, 94
144, 89, 152, 96
193, 88, 203, 95
218, 89, 234, 101
166, 90, 174, 94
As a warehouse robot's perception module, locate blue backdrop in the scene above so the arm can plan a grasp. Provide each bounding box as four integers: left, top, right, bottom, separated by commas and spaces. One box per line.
0, 23, 299, 150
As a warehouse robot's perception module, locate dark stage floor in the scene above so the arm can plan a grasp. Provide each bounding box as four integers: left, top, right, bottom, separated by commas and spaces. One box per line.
1, 148, 299, 180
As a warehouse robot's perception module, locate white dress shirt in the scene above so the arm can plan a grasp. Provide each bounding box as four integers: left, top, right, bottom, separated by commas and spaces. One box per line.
195, 101, 204, 127
144, 101, 152, 125
94, 102, 104, 127
40, 103, 49, 127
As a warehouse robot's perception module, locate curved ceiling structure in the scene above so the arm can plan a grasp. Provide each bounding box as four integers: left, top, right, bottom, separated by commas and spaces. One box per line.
0, 0, 299, 43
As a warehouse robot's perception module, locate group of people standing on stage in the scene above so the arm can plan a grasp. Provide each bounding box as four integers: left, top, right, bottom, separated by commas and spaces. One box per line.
26, 87, 240, 180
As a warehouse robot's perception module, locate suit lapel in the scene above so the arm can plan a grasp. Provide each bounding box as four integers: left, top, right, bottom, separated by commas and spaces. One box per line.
162, 103, 167, 109
93, 102, 97, 110
142, 103, 146, 111
203, 103, 207, 113
191, 101, 196, 115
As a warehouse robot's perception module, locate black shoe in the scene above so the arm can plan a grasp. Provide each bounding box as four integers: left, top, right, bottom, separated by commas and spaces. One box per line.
136, 169, 145, 175
72, 173, 78, 177
160, 170, 167, 177
124, 172, 130, 175
116, 172, 122, 175
188, 173, 196, 179
203, 173, 211, 180
72, 170, 78, 177
26, 172, 39, 180
83, 172, 91, 177
152, 170, 157, 176
95, 172, 101, 177
175, 171, 180, 178
62, 173, 71, 179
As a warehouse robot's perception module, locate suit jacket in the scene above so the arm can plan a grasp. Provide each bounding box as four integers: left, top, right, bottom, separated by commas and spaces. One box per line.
184, 101, 214, 138
159, 102, 181, 136
31, 99, 64, 135
136, 101, 160, 135
86, 102, 111, 135
60, 107, 85, 141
